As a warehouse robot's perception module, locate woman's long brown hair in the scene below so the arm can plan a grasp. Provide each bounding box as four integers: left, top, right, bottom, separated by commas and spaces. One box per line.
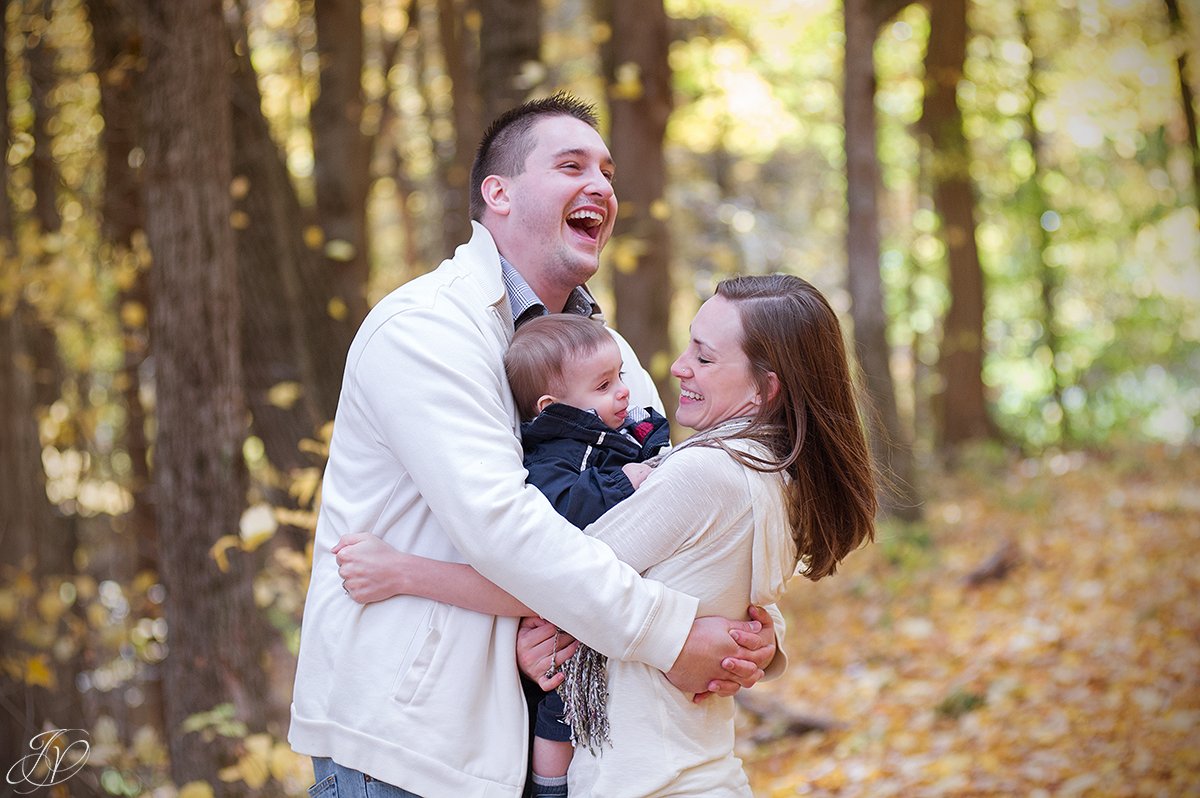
707, 274, 877, 580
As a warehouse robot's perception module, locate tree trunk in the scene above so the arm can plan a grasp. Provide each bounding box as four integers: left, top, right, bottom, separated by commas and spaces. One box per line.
230, 17, 348, 470
601, 0, 676, 411
0, 5, 65, 755
844, 0, 922, 519
923, 0, 992, 449
26, 1, 61, 235
435, 0, 481, 250
137, 0, 268, 786
86, 0, 158, 570
478, 0, 542, 126
13, 0, 89, 738
86, 0, 168, 741
1164, 0, 1200, 224
312, 0, 371, 326
1018, 3, 1068, 443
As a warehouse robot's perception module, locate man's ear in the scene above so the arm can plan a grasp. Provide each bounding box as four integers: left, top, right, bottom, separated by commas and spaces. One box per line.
535, 394, 557, 414
481, 175, 511, 216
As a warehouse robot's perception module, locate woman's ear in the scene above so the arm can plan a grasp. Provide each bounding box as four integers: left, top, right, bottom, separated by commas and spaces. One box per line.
535, 394, 557, 414
760, 372, 781, 405
481, 175, 510, 216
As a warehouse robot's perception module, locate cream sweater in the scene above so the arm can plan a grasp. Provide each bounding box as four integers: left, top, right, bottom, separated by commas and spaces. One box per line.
568, 438, 799, 797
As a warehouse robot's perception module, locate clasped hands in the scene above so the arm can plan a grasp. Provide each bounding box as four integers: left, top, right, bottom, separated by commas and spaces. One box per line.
516, 606, 776, 703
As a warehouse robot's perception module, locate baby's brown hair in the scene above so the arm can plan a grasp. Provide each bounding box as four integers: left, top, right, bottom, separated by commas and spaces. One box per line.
505, 315, 615, 421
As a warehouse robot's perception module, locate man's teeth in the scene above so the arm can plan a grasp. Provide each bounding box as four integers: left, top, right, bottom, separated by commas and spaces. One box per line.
681, 389, 703, 401
567, 209, 603, 226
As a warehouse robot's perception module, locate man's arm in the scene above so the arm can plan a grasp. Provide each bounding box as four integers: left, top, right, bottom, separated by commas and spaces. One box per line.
354, 305, 695, 670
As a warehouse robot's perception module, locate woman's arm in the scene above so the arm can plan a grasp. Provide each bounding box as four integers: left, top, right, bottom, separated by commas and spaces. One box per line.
333, 533, 533, 616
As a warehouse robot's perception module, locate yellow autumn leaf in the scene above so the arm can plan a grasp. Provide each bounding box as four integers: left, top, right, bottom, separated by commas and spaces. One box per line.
288, 468, 322, 506
209, 535, 240, 573
25, 655, 55, 689
178, 780, 214, 798
274, 508, 317, 532
36, 590, 66, 624
119, 301, 147, 329
0, 589, 17, 623
324, 239, 356, 262
327, 297, 348, 321
269, 741, 302, 782
267, 381, 303, 410
610, 62, 643, 101
303, 225, 324, 249
239, 504, 278, 551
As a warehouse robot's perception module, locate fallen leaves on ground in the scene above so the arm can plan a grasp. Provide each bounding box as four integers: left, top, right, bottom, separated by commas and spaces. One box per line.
740, 444, 1200, 797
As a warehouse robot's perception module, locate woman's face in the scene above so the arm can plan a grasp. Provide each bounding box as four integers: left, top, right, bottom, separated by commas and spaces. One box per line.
670, 295, 762, 432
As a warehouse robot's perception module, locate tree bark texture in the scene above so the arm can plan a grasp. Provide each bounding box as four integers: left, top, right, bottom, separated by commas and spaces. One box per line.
312, 0, 371, 326
923, 0, 992, 448
231, 22, 348, 471
138, 0, 268, 785
87, 0, 159, 571
602, 0, 676, 411
435, 0, 481, 251
844, 0, 922, 519
478, 0, 542, 126
26, 2, 61, 235
1164, 0, 1200, 224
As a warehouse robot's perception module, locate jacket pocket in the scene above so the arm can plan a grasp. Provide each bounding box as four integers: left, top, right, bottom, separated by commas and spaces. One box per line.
390, 602, 444, 705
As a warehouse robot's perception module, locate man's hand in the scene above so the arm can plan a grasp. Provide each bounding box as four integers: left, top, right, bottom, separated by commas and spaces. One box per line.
516, 616, 580, 691
665, 605, 777, 701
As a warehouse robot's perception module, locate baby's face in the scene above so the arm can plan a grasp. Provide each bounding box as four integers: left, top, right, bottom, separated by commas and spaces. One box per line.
554, 339, 630, 429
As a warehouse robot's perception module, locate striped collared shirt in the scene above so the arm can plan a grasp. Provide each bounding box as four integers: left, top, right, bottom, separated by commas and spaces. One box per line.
500, 255, 602, 329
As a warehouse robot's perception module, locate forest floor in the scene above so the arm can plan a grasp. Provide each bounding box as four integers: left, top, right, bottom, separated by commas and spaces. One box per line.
739, 443, 1200, 798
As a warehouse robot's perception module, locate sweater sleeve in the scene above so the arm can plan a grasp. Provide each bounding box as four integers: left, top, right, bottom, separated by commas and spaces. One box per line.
352, 305, 697, 668
582, 446, 746, 573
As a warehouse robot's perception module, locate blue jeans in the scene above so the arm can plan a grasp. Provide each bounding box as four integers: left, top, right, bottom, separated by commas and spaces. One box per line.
309, 758, 424, 798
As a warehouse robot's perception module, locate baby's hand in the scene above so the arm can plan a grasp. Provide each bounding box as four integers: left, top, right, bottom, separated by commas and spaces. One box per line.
622, 462, 654, 489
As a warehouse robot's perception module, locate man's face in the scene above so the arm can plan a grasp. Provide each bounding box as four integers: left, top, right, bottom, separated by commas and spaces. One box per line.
501, 115, 618, 293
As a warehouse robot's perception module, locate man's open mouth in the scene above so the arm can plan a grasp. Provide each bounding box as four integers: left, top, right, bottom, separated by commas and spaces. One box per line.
566, 208, 604, 241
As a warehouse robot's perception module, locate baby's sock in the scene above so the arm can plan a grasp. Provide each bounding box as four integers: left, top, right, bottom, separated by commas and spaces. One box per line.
530, 772, 568, 797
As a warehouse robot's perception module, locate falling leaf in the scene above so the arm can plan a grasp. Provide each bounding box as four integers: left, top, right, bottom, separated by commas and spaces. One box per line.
177, 781, 214, 798
267, 381, 303, 410
239, 504, 278, 551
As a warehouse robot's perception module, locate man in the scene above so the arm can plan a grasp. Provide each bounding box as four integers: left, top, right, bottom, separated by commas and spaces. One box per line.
289, 94, 779, 798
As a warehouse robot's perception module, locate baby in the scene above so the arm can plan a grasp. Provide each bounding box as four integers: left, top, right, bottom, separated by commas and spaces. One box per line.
504, 313, 671, 796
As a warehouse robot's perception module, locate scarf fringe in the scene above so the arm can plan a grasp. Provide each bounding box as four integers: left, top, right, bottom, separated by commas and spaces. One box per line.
558, 644, 611, 754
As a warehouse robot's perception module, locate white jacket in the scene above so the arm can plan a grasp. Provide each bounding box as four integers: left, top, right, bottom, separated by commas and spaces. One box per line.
288, 223, 697, 797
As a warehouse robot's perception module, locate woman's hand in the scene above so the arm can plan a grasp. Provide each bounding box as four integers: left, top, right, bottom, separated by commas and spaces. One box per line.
696, 604, 776, 701
667, 604, 777, 702
333, 533, 407, 604
516, 616, 579, 690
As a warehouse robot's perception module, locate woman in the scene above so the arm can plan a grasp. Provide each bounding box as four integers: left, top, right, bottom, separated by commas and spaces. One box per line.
335, 274, 877, 796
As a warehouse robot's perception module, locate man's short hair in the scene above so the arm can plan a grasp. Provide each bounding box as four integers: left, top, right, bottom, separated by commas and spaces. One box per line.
504, 314, 615, 421
469, 93, 600, 221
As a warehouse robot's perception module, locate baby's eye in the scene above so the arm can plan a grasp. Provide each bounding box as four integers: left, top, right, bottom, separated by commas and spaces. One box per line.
698, 356, 712, 365
598, 381, 610, 391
